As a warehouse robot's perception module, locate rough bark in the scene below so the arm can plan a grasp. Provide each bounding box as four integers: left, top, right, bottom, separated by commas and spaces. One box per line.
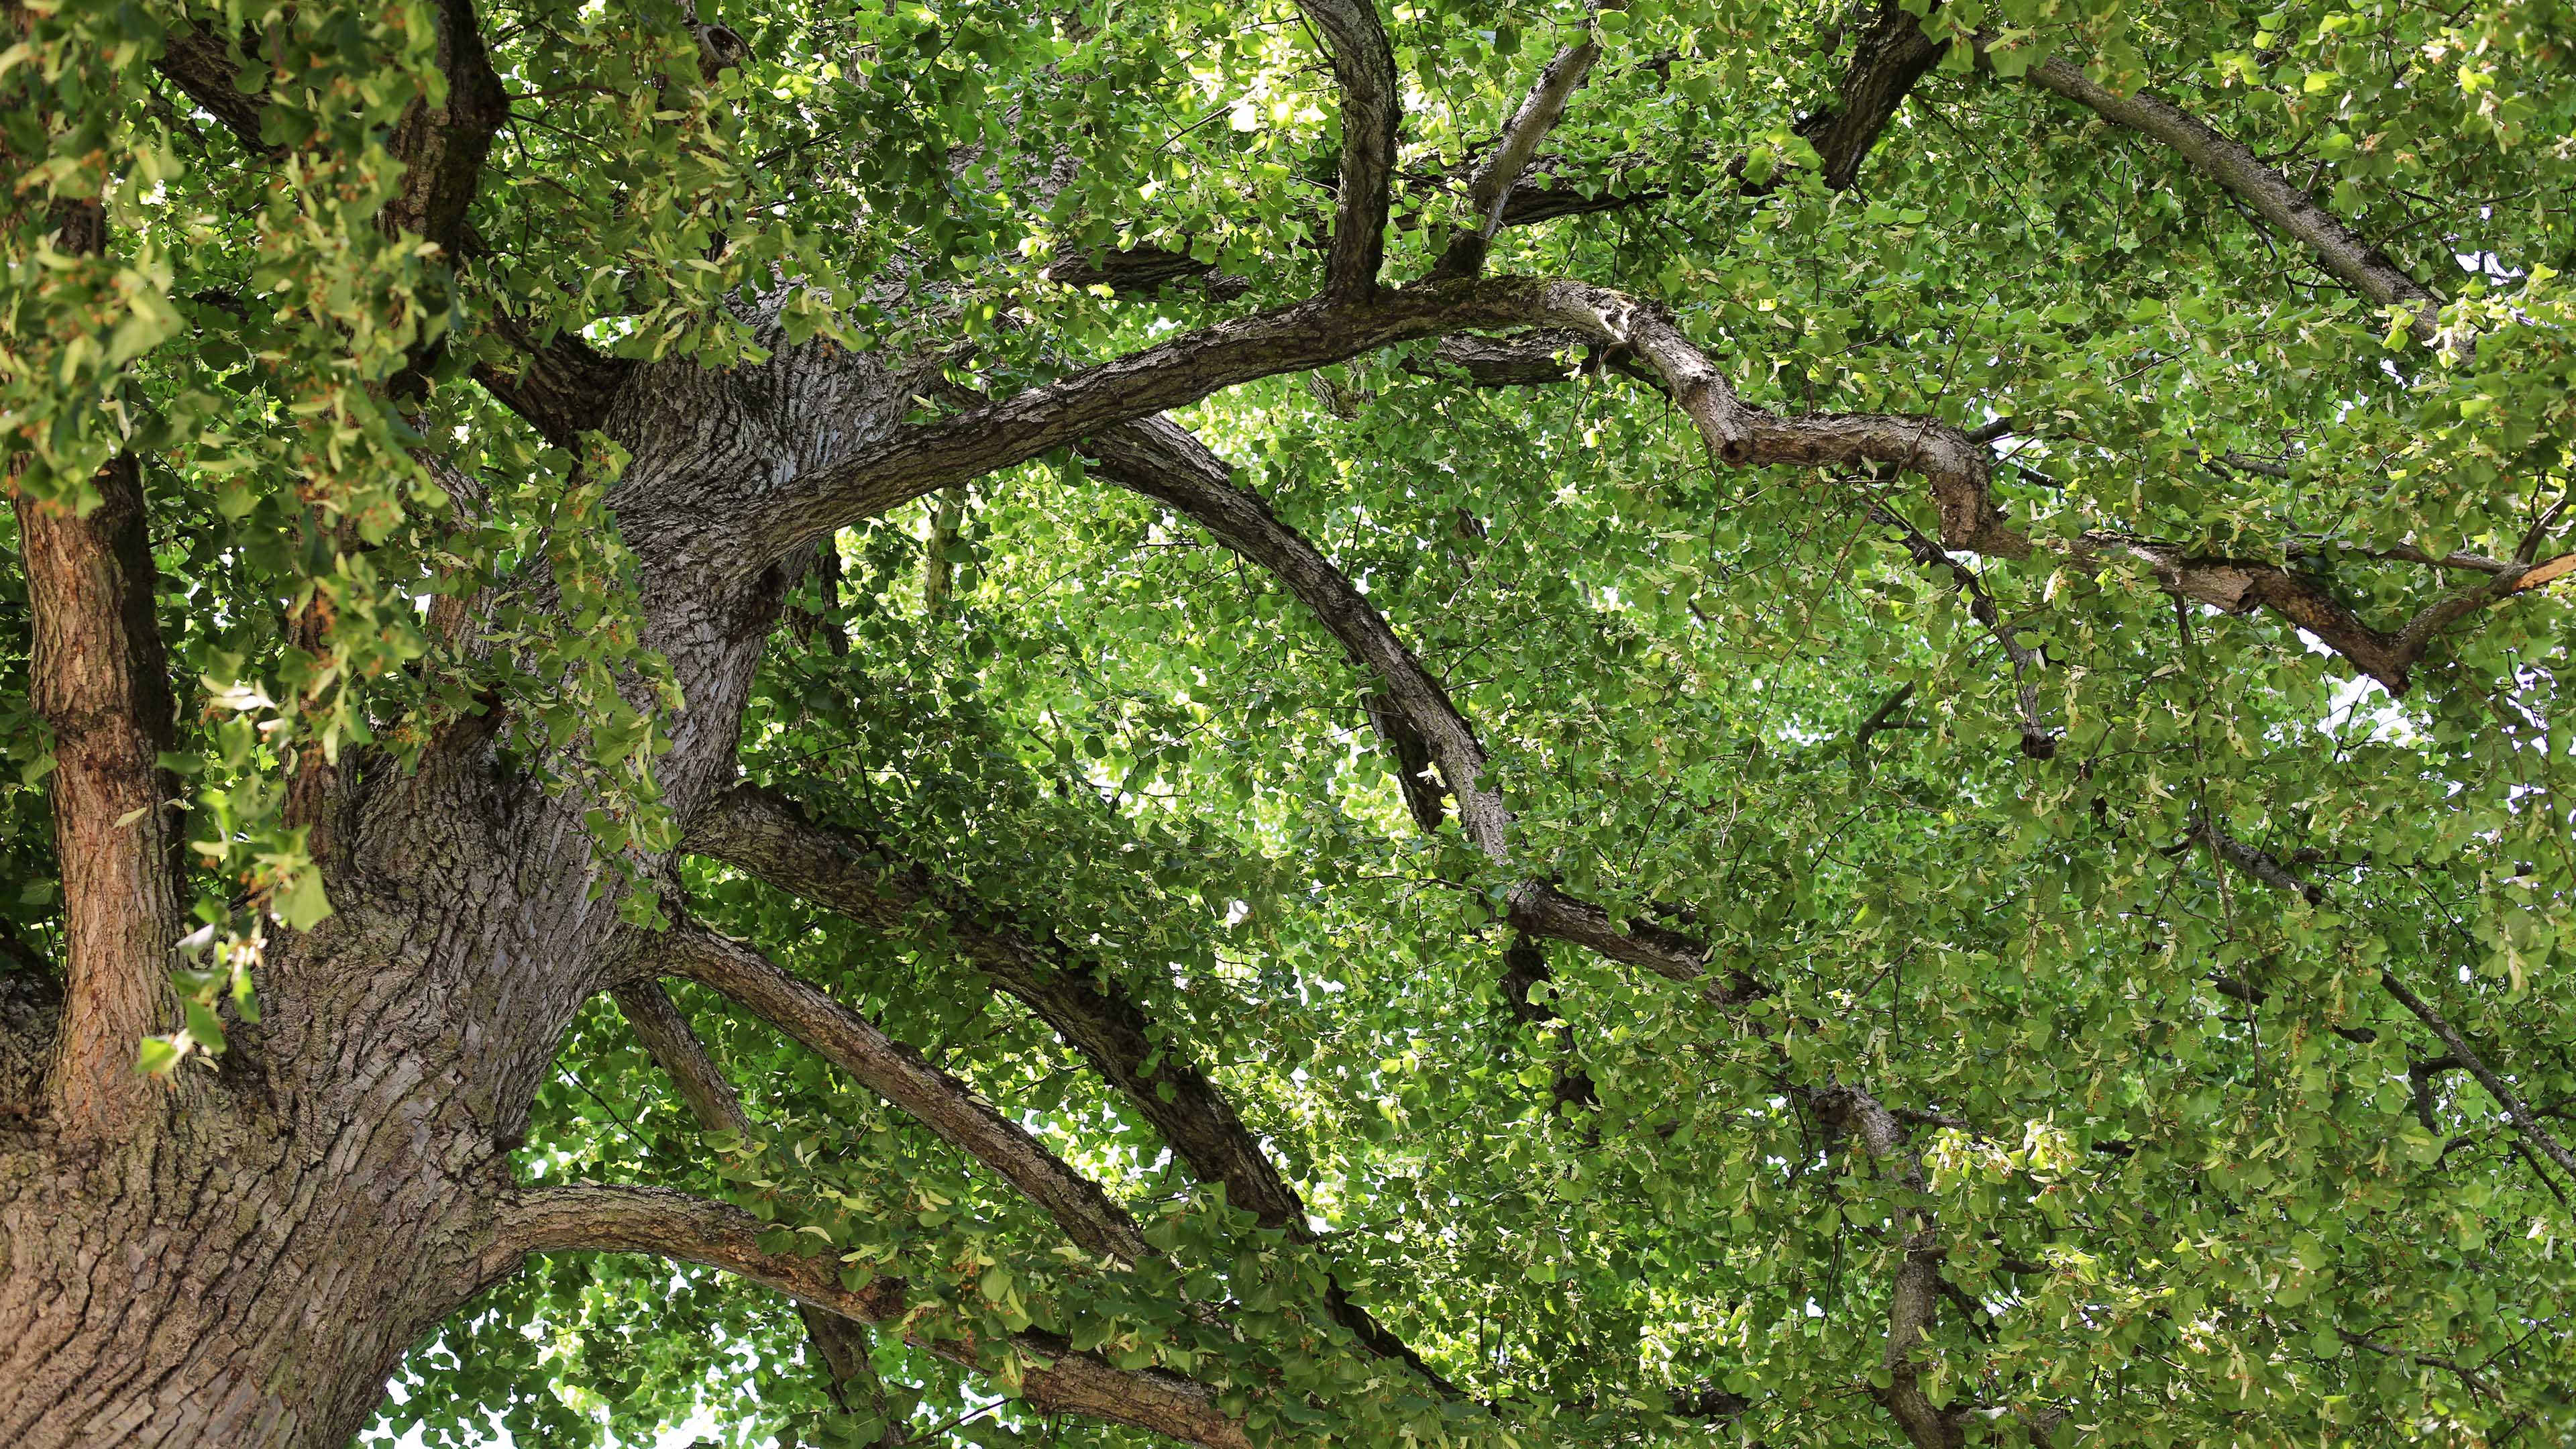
0, 1112, 508, 1449
11, 450, 186, 1134
0, 292, 941, 1447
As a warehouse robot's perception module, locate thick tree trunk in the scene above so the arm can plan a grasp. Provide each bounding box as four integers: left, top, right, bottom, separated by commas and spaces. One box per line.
0, 1108, 500, 1448
0, 317, 931, 1446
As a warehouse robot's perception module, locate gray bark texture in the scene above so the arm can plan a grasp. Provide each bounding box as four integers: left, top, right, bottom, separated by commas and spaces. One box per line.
0, 315, 920, 1448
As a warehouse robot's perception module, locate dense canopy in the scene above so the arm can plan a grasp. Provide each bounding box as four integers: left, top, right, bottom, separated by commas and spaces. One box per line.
3, 0, 2575, 1446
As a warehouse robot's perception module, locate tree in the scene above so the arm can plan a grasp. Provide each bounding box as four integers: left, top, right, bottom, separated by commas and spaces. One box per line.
1, 0, 2571, 1442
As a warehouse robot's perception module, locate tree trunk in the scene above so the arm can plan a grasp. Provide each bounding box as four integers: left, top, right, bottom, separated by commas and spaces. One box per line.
0, 319, 932, 1446
0, 1106, 500, 1448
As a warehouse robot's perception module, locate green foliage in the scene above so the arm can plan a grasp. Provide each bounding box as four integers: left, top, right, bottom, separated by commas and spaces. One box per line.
5, 0, 2574, 1442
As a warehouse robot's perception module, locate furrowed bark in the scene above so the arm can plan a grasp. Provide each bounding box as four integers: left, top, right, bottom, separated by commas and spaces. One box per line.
10, 172, 184, 1131
2002, 46, 2442, 342
467, 314, 638, 448
649, 920, 1153, 1265
1294, 0, 1401, 299
1795, 1, 1945, 192
499, 1183, 1253, 1449
380, 0, 509, 258
11, 449, 186, 1132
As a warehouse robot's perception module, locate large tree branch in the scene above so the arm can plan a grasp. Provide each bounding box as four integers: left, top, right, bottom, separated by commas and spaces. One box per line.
609, 979, 888, 1417
380, 0, 510, 258
1293, 0, 1401, 299
466, 309, 637, 447
680, 786, 1460, 1387
1079, 415, 1732, 987
684, 786, 1303, 1229
496, 1183, 1250, 1449
12, 191, 185, 1132
2196, 824, 2576, 1183
714, 282, 1549, 576
1998, 44, 2442, 343
613, 979, 755, 1134
647, 921, 1153, 1264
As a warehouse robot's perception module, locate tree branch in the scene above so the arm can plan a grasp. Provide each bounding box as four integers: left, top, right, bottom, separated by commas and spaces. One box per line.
1083, 410, 1786, 993
2196, 824, 2576, 1183
466, 307, 637, 447
2081, 533, 2568, 696
712, 280, 1548, 576
1997, 44, 2442, 343
1293, 0, 1401, 299
613, 979, 755, 1134
1435, 37, 1603, 278
685, 786, 1303, 1228
1808, 1086, 1967, 1448
681, 786, 1460, 1387
13, 200, 185, 1131
380, 0, 510, 259
496, 1183, 1250, 1449
609, 978, 888, 1419
649, 920, 1153, 1264
1793, 1, 1945, 192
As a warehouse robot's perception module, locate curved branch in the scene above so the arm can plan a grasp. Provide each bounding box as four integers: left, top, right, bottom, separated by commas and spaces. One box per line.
609, 979, 888, 1417
1294, 0, 1401, 299
1998, 44, 2441, 342
651, 921, 1152, 1264
1080, 414, 1741, 990
497, 1183, 1250, 1449
716, 281, 1540, 576
684, 786, 1303, 1230
681, 786, 1460, 1387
